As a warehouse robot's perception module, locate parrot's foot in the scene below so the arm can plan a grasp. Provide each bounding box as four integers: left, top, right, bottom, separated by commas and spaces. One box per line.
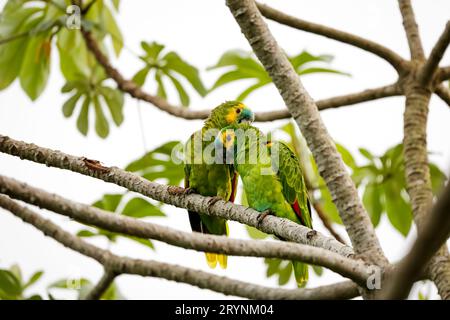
207, 196, 223, 210
257, 209, 274, 226
306, 230, 317, 239
183, 187, 196, 195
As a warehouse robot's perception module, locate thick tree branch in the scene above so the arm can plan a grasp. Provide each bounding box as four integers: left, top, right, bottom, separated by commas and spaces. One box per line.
0, 195, 359, 300
80, 27, 400, 121
225, 0, 387, 265
418, 21, 450, 86
435, 84, 450, 107
0, 175, 371, 283
256, 2, 406, 71
398, 0, 425, 60
83, 269, 116, 300
0, 135, 353, 258
383, 181, 450, 299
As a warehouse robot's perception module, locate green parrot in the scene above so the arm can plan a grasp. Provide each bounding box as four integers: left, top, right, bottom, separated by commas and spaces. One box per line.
216, 123, 312, 286
184, 101, 255, 269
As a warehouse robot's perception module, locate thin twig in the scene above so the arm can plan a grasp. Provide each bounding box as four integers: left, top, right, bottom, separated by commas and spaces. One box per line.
435, 84, 450, 107
398, 0, 425, 60
313, 202, 347, 245
256, 2, 406, 71
83, 269, 116, 300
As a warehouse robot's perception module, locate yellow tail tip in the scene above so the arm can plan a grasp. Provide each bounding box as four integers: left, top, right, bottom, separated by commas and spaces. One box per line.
218, 254, 228, 269
205, 253, 217, 269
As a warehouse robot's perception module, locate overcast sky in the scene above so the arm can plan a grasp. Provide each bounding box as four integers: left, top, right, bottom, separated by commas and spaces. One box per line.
0, 0, 449, 299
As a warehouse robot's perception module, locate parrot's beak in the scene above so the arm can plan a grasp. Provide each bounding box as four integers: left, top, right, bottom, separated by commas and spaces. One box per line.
238, 107, 255, 124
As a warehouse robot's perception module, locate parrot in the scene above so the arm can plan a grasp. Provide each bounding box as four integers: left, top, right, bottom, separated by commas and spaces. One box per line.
215, 123, 312, 287
184, 101, 255, 269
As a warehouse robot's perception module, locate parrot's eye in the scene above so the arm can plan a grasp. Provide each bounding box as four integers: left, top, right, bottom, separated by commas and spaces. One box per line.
236, 108, 241, 114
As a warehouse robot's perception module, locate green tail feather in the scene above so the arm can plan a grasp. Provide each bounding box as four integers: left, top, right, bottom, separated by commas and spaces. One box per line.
292, 261, 308, 288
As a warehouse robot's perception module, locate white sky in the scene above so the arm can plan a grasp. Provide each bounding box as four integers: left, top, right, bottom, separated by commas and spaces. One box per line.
0, 0, 449, 300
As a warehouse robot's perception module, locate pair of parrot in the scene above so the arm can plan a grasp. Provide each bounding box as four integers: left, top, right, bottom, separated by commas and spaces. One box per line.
184, 101, 312, 287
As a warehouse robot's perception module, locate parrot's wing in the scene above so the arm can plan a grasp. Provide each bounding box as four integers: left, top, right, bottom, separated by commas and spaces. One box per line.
275, 141, 312, 228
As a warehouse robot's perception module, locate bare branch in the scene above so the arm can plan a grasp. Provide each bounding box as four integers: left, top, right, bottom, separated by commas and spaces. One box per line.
398, 0, 425, 60
0, 174, 371, 282
0, 195, 360, 300
0, 135, 353, 257
83, 269, 116, 300
419, 21, 450, 86
80, 27, 400, 121
435, 84, 450, 107
256, 2, 406, 71
438, 66, 450, 82
383, 181, 450, 299
225, 0, 387, 265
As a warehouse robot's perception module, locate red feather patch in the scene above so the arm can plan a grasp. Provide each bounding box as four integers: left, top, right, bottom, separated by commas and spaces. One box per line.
292, 199, 307, 226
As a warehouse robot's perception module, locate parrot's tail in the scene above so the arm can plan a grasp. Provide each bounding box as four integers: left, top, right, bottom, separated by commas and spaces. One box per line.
292, 261, 308, 288
205, 253, 228, 269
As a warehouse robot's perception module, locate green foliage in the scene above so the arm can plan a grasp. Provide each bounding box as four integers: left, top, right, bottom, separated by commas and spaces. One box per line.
126, 140, 185, 186
48, 277, 124, 300
132, 42, 207, 106
208, 50, 349, 101
263, 258, 323, 286
0, 264, 43, 300
0, 0, 67, 99
77, 192, 165, 250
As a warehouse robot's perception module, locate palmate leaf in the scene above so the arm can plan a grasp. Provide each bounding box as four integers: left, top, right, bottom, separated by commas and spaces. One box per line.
209, 49, 348, 101
131, 42, 206, 106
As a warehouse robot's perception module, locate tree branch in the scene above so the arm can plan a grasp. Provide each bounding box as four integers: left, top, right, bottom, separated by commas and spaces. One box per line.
83, 269, 116, 300
435, 84, 450, 107
418, 21, 450, 86
398, 0, 425, 60
225, 0, 387, 265
438, 66, 450, 82
0, 195, 360, 300
382, 180, 450, 299
256, 2, 406, 71
0, 135, 353, 258
80, 27, 400, 121
0, 174, 371, 283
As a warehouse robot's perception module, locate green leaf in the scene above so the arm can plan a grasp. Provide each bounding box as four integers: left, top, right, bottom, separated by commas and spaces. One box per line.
57, 29, 90, 81
359, 147, 375, 161
163, 51, 207, 96
236, 82, 267, 101
298, 67, 349, 76
93, 193, 123, 212
336, 143, 357, 169
122, 197, 165, 218
19, 34, 51, 100
155, 70, 167, 99
210, 70, 255, 91
429, 163, 446, 195
311, 265, 324, 276
289, 51, 332, 70
383, 179, 412, 236
246, 225, 269, 240
122, 235, 155, 251
166, 72, 190, 106
278, 263, 292, 285
102, 4, 123, 56
93, 96, 110, 138
77, 96, 90, 136
62, 92, 82, 117
363, 182, 383, 227
99, 87, 124, 126
111, 0, 120, 11
318, 179, 342, 225
23, 271, 43, 290
131, 66, 150, 86
77, 229, 99, 237
0, 270, 22, 296
141, 41, 165, 61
